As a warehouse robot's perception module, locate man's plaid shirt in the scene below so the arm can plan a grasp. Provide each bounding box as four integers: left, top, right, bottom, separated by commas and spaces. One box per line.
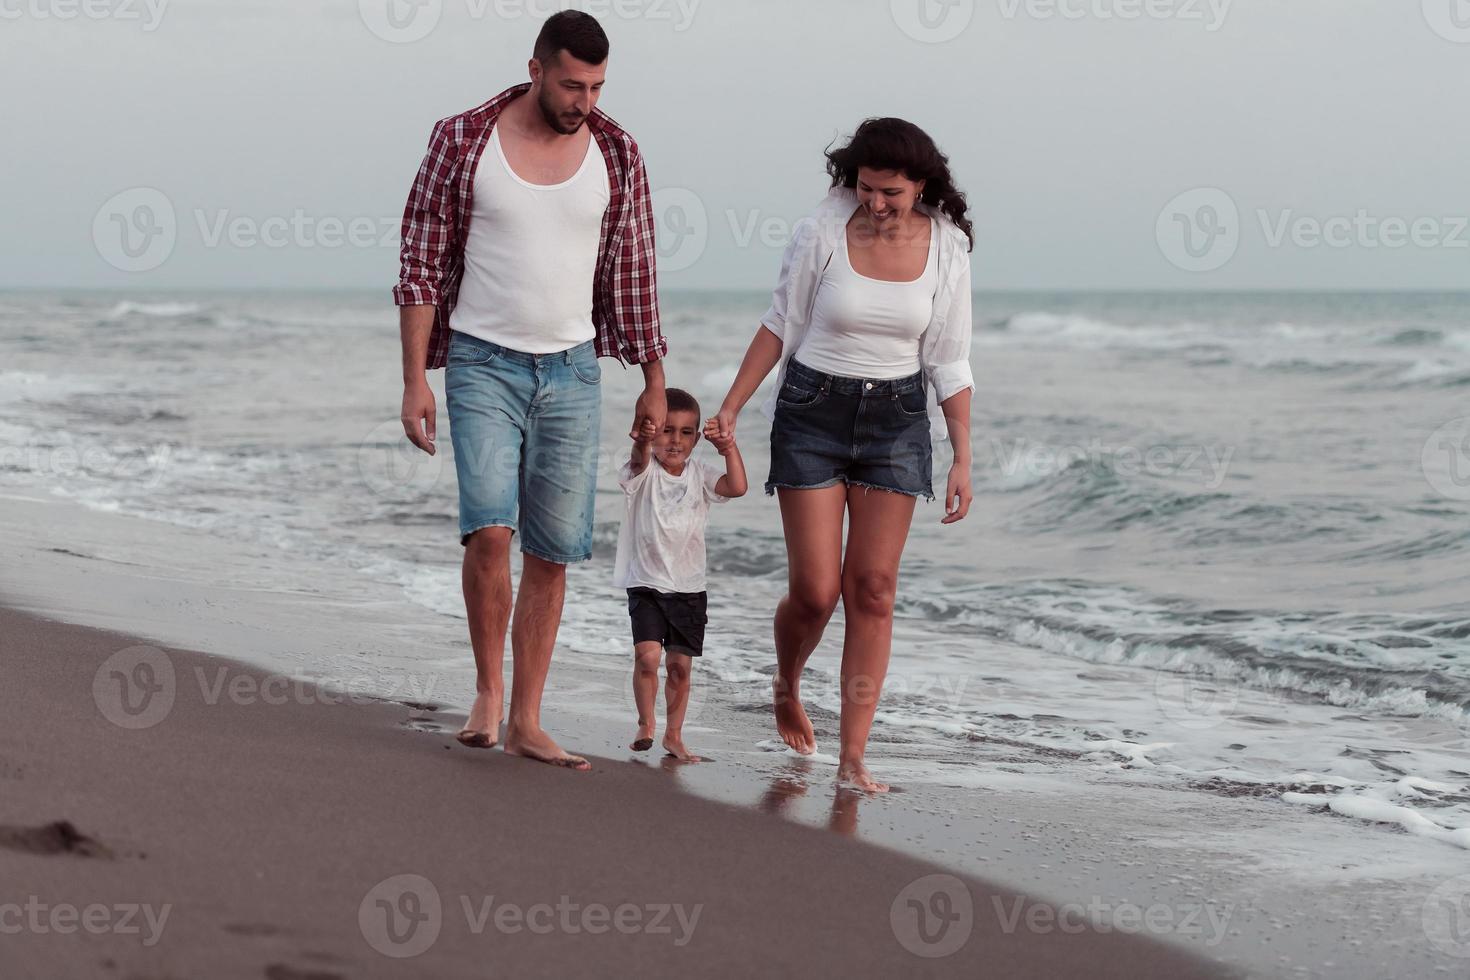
393, 83, 666, 370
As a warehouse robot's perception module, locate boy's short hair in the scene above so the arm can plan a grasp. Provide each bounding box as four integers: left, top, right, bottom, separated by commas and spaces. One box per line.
665, 388, 700, 420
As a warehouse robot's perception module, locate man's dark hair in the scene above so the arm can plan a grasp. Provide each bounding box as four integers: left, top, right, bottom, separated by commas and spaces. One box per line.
533, 11, 609, 66
665, 388, 701, 420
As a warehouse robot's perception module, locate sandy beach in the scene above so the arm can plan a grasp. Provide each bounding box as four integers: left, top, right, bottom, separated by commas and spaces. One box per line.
1, 490, 1465, 978
0, 598, 1244, 978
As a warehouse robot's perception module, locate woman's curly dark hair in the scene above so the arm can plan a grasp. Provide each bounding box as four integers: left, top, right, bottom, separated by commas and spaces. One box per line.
825, 117, 974, 252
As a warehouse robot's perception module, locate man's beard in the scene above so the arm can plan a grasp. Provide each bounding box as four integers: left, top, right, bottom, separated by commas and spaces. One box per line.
536, 93, 586, 135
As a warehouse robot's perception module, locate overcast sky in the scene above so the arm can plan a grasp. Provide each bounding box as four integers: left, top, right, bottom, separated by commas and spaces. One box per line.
4, 0, 1468, 291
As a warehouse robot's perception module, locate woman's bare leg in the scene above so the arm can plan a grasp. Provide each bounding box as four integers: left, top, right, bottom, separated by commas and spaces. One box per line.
772, 484, 847, 753
836, 485, 917, 792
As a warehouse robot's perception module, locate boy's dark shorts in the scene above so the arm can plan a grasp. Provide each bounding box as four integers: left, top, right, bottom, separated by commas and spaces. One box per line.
627, 587, 707, 657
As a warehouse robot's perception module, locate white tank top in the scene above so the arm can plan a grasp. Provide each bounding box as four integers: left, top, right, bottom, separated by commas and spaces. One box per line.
450, 125, 610, 354
793, 216, 938, 379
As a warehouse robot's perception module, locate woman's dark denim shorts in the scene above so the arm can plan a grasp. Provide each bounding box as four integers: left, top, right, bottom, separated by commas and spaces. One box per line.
765, 357, 934, 501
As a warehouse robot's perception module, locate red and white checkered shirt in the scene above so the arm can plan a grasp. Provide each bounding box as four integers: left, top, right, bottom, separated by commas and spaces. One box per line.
393, 83, 666, 370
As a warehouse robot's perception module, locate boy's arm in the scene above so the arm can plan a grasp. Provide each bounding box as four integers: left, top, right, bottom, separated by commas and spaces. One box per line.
714, 441, 747, 498
627, 418, 658, 479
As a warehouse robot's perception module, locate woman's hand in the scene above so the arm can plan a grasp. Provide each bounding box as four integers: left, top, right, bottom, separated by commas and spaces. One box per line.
709, 404, 739, 445
941, 461, 973, 524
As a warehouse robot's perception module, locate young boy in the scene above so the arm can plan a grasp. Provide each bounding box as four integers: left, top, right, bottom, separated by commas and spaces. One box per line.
613, 387, 746, 761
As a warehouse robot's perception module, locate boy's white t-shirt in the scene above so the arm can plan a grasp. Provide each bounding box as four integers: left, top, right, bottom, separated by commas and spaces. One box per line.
614, 455, 729, 594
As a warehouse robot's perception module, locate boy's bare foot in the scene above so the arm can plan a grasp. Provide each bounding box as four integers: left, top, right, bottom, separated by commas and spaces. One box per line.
630, 724, 655, 752
456, 691, 503, 749
772, 678, 816, 754
504, 723, 591, 771
662, 734, 702, 762
836, 760, 889, 793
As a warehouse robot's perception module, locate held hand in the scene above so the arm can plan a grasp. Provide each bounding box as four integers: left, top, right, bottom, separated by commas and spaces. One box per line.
941, 461, 973, 525
703, 417, 736, 455
631, 385, 667, 441
707, 406, 738, 444
401, 380, 437, 456
633, 418, 658, 444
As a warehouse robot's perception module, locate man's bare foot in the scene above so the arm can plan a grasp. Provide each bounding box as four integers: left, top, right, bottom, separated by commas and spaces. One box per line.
456, 691, 503, 749
773, 678, 816, 754
630, 724, 655, 752
837, 760, 889, 793
504, 723, 591, 771
662, 734, 702, 762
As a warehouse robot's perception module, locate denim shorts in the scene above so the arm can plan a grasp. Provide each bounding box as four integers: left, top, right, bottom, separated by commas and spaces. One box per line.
765, 357, 934, 500
444, 329, 602, 563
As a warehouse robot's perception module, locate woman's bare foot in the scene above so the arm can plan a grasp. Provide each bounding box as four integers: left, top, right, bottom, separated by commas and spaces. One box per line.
456, 691, 503, 748
772, 677, 816, 754
630, 724, 655, 752
662, 734, 702, 762
503, 723, 591, 771
837, 759, 889, 793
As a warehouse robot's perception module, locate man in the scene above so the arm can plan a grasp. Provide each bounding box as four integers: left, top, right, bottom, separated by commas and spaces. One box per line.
395, 11, 668, 771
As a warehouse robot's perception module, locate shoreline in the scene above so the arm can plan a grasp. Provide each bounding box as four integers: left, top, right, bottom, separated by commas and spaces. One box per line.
0, 603, 1237, 978
2, 490, 1465, 977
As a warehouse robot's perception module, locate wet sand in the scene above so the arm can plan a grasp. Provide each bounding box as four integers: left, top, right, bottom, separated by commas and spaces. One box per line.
0, 604, 1241, 978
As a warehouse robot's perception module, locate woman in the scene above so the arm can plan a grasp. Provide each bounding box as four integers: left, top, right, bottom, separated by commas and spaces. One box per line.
710, 118, 975, 792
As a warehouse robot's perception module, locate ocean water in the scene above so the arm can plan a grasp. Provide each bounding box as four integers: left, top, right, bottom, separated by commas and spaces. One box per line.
2, 289, 1469, 850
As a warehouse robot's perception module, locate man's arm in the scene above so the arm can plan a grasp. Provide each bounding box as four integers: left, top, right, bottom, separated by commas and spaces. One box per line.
395, 119, 458, 456
400, 305, 437, 454
604, 142, 668, 438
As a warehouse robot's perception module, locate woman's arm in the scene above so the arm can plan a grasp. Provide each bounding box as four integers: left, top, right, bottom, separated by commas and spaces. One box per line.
712, 324, 784, 439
